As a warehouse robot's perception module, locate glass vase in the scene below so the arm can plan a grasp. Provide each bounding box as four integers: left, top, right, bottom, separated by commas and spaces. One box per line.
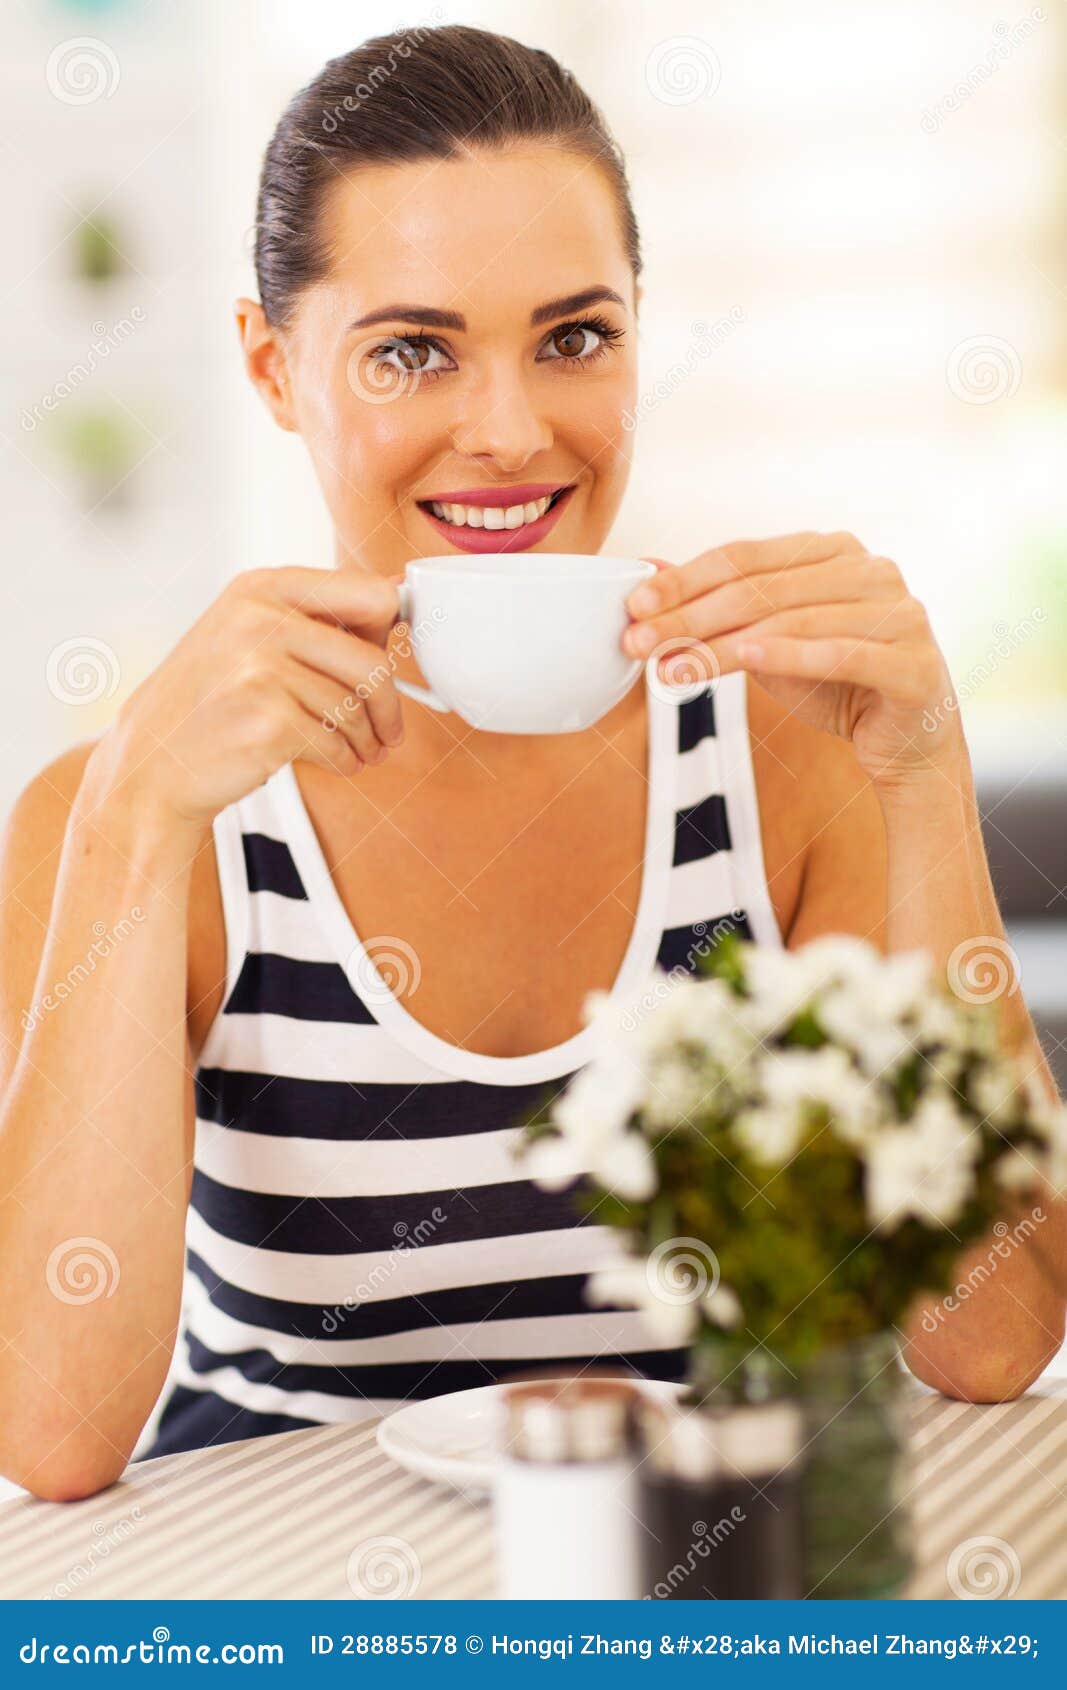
797, 1331, 913, 1599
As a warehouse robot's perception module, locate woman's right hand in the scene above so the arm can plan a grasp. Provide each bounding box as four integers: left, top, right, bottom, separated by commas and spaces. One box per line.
90, 565, 405, 834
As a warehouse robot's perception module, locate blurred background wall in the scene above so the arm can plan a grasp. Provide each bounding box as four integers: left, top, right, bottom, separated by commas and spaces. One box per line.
2, 0, 1065, 1077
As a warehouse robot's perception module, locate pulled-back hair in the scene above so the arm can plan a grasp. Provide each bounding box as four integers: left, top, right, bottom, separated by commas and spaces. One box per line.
254, 23, 641, 328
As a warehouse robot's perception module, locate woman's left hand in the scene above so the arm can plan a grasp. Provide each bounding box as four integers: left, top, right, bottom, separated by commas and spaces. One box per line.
624, 531, 963, 792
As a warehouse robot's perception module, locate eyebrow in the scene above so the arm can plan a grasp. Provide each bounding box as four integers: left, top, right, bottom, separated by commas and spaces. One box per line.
345, 286, 626, 335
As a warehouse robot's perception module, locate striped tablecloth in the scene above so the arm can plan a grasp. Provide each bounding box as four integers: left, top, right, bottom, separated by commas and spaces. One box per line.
1, 1380, 1066, 1600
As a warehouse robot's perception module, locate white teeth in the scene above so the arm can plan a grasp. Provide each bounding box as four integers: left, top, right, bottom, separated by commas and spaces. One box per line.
427, 493, 557, 529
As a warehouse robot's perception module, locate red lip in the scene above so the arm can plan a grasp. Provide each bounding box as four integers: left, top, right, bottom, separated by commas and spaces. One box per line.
418, 485, 576, 553
419, 482, 567, 508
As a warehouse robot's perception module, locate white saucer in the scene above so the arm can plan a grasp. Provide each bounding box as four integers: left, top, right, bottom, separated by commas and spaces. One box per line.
376, 1377, 685, 1491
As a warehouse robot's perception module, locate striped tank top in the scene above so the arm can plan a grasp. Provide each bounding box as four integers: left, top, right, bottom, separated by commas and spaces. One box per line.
138, 675, 782, 1460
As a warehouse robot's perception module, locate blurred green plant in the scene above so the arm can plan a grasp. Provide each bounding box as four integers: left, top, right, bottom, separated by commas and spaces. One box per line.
72, 213, 127, 286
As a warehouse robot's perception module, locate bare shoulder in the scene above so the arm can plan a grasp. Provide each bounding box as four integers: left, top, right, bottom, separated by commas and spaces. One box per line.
744, 677, 888, 949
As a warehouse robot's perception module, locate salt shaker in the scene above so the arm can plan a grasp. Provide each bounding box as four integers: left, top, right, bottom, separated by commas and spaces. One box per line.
492, 1377, 642, 1600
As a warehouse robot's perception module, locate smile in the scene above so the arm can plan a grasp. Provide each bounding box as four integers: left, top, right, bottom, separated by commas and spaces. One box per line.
416, 482, 575, 554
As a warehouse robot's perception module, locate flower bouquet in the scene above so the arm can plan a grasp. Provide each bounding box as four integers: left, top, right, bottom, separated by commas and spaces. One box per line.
523, 933, 1066, 1596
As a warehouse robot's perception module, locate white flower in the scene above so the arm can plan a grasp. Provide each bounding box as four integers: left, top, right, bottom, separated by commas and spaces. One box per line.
817, 985, 919, 1079
911, 989, 970, 1052
865, 1092, 980, 1229
741, 947, 820, 1034
649, 976, 754, 1061
586, 1262, 699, 1347
994, 1147, 1044, 1194
971, 1059, 1022, 1127
799, 933, 889, 986
524, 1134, 586, 1192
703, 1284, 743, 1328
761, 1045, 883, 1149
551, 1059, 643, 1151
589, 1131, 658, 1201
641, 1049, 729, 1129
733, 1098, 807, 1165
1032, 1098, 1067, 1195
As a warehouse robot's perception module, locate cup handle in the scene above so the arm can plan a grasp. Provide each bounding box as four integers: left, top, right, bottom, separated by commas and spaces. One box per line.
393, 580, 450, 713
394, 678, 450, 713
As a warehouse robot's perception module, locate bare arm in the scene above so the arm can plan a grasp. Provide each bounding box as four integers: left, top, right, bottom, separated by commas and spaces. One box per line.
0, 742, 203, 1500
790, 731, 1066, 1401
0, 565, 406, 1499
876, 751, 1066, 1400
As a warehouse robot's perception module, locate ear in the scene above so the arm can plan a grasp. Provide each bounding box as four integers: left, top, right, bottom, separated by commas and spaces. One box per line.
234, 297, 297, 433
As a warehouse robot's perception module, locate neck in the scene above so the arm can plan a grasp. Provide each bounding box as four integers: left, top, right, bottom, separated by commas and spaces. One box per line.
393, 666, 648, 793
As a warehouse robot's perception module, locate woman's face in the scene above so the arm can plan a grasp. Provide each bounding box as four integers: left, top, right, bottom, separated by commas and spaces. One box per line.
240, 145, 639, 574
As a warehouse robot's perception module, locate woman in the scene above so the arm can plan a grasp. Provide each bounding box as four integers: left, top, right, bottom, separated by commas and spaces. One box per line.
1, 25, 1062, 1501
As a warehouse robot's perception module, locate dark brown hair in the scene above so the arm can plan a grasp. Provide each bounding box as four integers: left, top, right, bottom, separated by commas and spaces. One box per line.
254, 23, 641, 329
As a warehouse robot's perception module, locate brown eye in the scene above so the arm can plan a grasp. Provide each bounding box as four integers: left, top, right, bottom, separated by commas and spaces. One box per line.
550, 325, 591, 359
364, 335, 449, 384
373, 339, 430, 372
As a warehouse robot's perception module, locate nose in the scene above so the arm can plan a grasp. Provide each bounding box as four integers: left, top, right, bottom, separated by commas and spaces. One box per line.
448, 365, 554, 471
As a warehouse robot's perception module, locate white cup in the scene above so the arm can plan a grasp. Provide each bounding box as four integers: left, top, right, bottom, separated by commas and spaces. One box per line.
393, 553, 657, 734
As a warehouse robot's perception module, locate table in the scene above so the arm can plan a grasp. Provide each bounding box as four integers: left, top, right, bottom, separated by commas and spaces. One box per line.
2, 1380, 1066, 1600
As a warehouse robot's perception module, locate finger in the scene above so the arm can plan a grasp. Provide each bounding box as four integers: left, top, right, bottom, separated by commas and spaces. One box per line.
284, 660, 387, 766
627, 591, 913, 658
626, 532, 868, 621
282, 698, 366, 779
728, 632, 937, 706
284, 615, 405, 748
256, 565, 402, 641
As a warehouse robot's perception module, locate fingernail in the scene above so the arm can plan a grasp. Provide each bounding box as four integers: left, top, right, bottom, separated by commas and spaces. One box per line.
628, 587, 657, 616
627, 623, 657, 656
